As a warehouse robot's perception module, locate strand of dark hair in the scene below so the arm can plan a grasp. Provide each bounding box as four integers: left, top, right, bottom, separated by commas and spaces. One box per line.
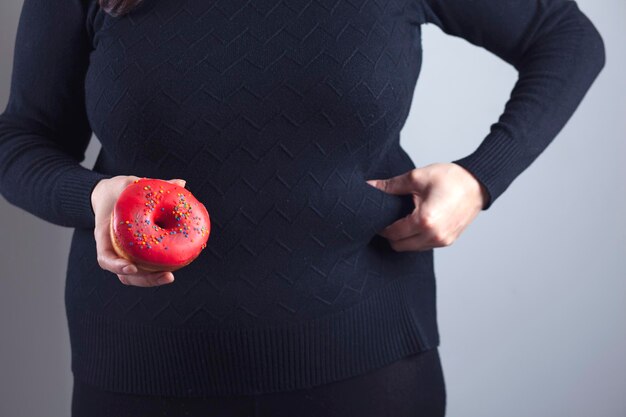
98, 0, 144, 17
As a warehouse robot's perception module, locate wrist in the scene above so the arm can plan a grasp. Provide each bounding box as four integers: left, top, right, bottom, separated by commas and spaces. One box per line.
450, 162, 489, 210
90, 178, 108, 216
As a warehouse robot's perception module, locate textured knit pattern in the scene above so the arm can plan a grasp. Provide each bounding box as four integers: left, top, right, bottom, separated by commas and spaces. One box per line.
0, 0, 604, 397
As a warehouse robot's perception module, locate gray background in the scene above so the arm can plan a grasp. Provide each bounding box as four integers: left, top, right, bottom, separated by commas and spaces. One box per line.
0, 1, 623, 416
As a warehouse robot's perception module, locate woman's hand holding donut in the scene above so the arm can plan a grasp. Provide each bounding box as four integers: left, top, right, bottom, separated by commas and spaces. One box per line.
90, 175, 187, 287
366, 162, 489, 252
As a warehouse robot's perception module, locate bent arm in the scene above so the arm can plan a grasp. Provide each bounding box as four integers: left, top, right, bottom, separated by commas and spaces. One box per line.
419, 0, 606, 209
0, 0, 113, 228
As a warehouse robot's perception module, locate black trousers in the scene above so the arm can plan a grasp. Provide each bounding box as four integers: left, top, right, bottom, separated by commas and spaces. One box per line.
72, 347, 446, 417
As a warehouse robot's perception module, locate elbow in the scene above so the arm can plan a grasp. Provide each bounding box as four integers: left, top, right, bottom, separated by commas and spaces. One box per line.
574, 6, 606, 83
586, 19, 606, 79
512, 3, 606, 82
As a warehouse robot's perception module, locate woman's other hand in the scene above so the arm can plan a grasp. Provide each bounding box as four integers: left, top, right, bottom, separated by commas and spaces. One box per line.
90, 175, 186, 287
366, 163, 488, 252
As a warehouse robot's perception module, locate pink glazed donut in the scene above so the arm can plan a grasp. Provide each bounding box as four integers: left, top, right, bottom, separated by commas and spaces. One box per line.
110, 177, 211, 272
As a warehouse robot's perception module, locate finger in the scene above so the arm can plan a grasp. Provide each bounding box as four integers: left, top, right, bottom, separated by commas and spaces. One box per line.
94, 223, 136, 275
378, 214, 414, 240
366, 174, 412, 196
388, 229, 438, 252
378, 212, 424, 241
118, 273, 170, 288
168, 178, 186, 188
366, 169, 428, 196
120, 265, 173, 280
118, 271, 175, 287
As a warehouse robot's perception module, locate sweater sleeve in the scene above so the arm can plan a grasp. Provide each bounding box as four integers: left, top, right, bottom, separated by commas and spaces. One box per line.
0, 0, 113, 229
419, 0, 605, 210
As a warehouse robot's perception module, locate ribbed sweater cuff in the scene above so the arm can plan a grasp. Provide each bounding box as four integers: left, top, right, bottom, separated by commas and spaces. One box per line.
451, 129, 529, 210
57, 167, 114, 229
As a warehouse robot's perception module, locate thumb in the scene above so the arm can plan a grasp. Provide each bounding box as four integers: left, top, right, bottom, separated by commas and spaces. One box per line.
168, 178, 186, 188
365, 169, 426, 195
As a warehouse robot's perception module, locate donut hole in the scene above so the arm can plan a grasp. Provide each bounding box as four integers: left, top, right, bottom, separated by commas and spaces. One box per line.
153, 213, 177, 230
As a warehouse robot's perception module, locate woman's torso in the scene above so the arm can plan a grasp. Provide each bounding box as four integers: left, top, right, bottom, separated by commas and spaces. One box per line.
72, 0, 429, 327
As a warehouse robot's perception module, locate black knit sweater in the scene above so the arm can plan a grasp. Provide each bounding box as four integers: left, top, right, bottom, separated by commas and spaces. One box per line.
0, 0, 604, 396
